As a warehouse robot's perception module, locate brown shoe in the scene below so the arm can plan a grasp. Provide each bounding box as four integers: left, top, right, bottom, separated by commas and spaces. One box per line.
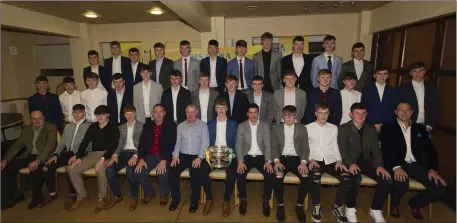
104, 196, 123, 210
63, 195, 77, 210
160, 194, 169, 207
222, 201, 231, 217
129, 197, 138, 211
42, 194, 58, 206
67, 196, 88, 212
141, 195, 153, 205
202, 200, 213, 215
94, 198, 108, 213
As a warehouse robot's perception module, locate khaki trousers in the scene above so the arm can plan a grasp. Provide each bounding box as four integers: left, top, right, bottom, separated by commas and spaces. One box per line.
68, 151, 107, 199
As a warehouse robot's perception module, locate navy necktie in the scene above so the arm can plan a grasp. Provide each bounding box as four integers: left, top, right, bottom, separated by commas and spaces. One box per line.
327, 56, 332, 71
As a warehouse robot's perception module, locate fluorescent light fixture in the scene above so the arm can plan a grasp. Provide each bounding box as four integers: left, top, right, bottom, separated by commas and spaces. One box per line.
149, 8, 163, 15
84, 12, 98, 18
246, 5, 258, 10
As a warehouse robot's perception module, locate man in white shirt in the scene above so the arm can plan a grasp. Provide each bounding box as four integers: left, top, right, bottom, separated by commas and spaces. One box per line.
106, 105, 144, 210
161, 70, 192, 124
271, 105, 310, 222
191, 73, 219, 123
104, 41, 130, 89
200, 40, 228, 93
340, 72, 362, 125
306, 103, 350, 223
125, 47, 144, 92
273, 71, 307, 124
81, 72, 108, 123
173, 40, 200, 92
108, 73, 133, 125
247, 76, 277, 125
339, 42, 374, 91
83, 50, 108, 91
59, 77, 82, 125
133, 65, 163, 123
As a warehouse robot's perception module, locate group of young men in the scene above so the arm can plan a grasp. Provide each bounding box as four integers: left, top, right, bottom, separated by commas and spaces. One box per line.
1, 33, 446, 223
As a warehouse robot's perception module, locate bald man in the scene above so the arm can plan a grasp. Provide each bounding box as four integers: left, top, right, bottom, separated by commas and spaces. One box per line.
1, 110, 58, 210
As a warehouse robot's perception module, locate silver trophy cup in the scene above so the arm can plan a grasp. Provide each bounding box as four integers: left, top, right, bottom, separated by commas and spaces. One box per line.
207, 146, 231, 169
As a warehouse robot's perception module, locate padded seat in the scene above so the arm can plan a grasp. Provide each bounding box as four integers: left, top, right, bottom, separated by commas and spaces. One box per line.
56, 167, 67, 173
210, 169, 227, 180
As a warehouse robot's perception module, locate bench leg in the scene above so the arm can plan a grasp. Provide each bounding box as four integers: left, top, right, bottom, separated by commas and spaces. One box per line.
234, 182, 239, 205
201, 187, 206, 204
304, 194, 308, 211
138, 184, 143, 200
387, 194, 391, 215
55, 172, 59, 195
269, 191, 274, 208
428, 203, 432, 220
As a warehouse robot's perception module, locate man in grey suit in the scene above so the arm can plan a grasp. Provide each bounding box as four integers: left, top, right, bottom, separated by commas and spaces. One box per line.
174, 40, 200, 92
191, 73, 219, 123
311, 35, 343, 89
253, 32, 282, 92
247, 76, 277, 125
339, 42, 373, 91
106, 105, 144, 210
134, 65, 163, 123
44, 104, 91, 209
274, 71, 307, 124
150, 42, 174, 89
236, 103, 275, 217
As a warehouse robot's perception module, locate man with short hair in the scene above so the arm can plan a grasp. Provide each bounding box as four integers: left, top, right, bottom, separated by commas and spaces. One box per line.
124, 47, 144, 92
227, 40, 255, 93
282, 36, 313, 92
81, 72, 108, 123
174, 40, 200, 92
311, 35, 344, 89
200, 40, 228, 93
161, 70, 192, 124
83, 50, 108, 90
104, 41, 130, 80
108, 73, 133, 125
340, 72, 362, 125
59, 77, 82, 125
191, 73, 219, 123
248, 76, 277, 125
253, 32, 282, 92
220, 75, 249, 124
133, 65, 163, 123
274, 71, 307, 124
339, 42, 374, 91
150, 42, 174, 89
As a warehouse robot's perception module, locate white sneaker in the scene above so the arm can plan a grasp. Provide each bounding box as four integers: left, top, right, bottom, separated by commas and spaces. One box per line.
345, 206, 357, 223
369, 208, 386, 223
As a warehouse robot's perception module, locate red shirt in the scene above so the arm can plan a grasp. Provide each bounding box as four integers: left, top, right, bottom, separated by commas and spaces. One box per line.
150, 123, 163, 159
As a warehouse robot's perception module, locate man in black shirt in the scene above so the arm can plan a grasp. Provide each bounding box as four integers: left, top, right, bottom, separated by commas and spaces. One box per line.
67, 105, 120, 212
253, 32, 282, 92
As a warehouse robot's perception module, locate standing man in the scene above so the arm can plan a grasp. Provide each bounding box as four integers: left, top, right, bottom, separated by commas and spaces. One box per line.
161, 70, 192, 124
339, 42, 373, 91
282, 36, 313, 92
28, 76, 63, 132
107, 73, 133, 125
133, 65, 163, 123
235, 103, 275, 217
253, 32, 282, 92
274, 71, 307, 124
59, 77, 82, 125
311, 35, 343, 89
191, 73, 219, 123
104, 41, 130, 87
83, 50, 108, 90
174, 40, 200, 92
220, 75, 250, 124
124, 47, 144, 93
200, 40, 228, 93
150, 42, 174, 89
81, 72, 108, 123
227, 40, 255, 93
248, 76, 277, 125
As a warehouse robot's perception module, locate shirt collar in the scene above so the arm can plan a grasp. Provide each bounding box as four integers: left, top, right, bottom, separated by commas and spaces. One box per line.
375, 82, 386, 89
217, 117, 227, 123
324, 52, 334, 58
156, 57, 163, 62
75, 119, 85, 125
182, 56, 190, 60
131, 61, 138, 66
199, 88, 209, 93
237, 56, 245, 61
33, 125, 43, 132
353, 58, 363, 64
314, 121, 327, 128
412, 80, 424, 87
249, 119, 259, 127
116, 87, 125, 94
397, 119, 412, 130
172, 86, 180, 92
127, 121, 136, 128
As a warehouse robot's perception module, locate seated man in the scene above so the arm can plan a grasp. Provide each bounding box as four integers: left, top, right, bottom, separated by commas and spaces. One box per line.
105, 105, 143, 210
381, 102, 446, 220
67, 105, 120, 213
44, 104, 91, 209
338, 102, 392, 223
1, 110, 57, 210
135, 104, 177, 209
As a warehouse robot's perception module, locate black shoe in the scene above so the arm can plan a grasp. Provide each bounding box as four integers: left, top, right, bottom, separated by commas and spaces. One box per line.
169, 201, 179, 211
262, 200, 270, 217
295, 205, 307, 223
12, 193, 25, 205
312, 204, 322, 222
332, 205, 348, 223
276, 205, 285, 222
239, 199, 247, 215
188, 203, 198, 213
27, 200, 43, 210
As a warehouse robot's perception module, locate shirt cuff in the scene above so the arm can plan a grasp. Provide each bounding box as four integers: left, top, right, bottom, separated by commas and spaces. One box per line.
301, 160, 307, 164
393, 165, 401, 170
426, 125, 432, 130
133, 154, 138, 157
274, 159, 279, 164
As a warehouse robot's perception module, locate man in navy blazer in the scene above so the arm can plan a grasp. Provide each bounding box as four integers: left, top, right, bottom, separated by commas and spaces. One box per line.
281, 36, 313, 92
227, 40, 255, 92
107, 73, 133, 125
123, 48, 144, 93
311, 35, 343, 89
104, 41, 130, 90
361, 67, 399, 132
200, 40, 227, 93
83, 50, 108, 90
207, 98, 238, 217
220, 75, 249, 124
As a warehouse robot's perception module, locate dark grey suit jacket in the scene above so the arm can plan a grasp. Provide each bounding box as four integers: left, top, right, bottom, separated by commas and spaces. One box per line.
150, 57, 174, 90
191, 89, 219, 122
235, 120, 272, 162
247, 91, 278, 124
339, 59, 373, 91
271, 123, 309, 162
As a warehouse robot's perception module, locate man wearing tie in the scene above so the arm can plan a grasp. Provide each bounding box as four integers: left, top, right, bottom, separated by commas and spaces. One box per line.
104, 41, 130, 89
150, 42, 174, 89
311, 35, 343, 89
281, 36, 313, 92
124, 47, 144, 93
253, 32, 282, 92
174, 40, 200, 92
83, 50, 108, 91
200, 40, 228, 93
227, 40, 255, 93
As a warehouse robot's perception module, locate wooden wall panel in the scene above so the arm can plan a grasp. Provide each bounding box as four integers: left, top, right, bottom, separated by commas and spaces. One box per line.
437, 76, 456, 129
441, 18, 456, 70
403, 23, 436, 68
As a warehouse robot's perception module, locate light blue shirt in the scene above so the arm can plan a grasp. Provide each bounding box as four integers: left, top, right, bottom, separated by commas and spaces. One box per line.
173, 119, 209, 159
229, 93, 235, 115
155, 58, 163, 83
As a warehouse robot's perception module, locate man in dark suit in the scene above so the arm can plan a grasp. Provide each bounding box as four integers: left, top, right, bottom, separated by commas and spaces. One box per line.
160, 70, 192, 124
104, 41, 130, 89
253, 32, 282, 92
149, 42, 174, 89
124, 47, 144, 93
282, 36, 313, 92
227, 40, 255, 93
399, 62, 440, 132
200, 40, 227, 93
247, 76, 277, 125
191, 73, 219, 123
174, 40, 200, 92
338, 103, 392, 223
83, 50, 108, 90
381, 102, 446, 220
28, 76, 63, 132
220, 75, 249, 124
339, 42, 373, 91
107, 73, 133, 125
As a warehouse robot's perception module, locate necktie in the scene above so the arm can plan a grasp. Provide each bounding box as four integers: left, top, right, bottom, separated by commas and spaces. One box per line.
327, 56, 332, 71
184, 58, 188, 87
239, 59, 244, 89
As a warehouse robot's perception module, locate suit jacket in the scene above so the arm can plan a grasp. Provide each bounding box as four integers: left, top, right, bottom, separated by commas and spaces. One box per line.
271, 123, 309, 161
124, 62, 144, 92
53, 121, 91, 156
253, 50, 282, 90
133, 81, 163, 123
150, 57, 174, 90
28, 92, 63, 132
361, 84, 399, 125
191, 89, 219, 121
104, 56, 130, 90
282, 53, 313, 92
380, 121, 438, 171
311, 54, 344, 89
160, 86, 192, 124
138, 119, 177, 162
338, 121, 384, 169
304, 87, 342, 125
200, 56, 228, 93
227, 57, 255, 90
114, 121, 144, 156
274, 88, 307, 124
4, 122, 57, 163
247, 91, 277, 124
207, 119, 237, 151
174, 57, 200, 92
220, 91, 249, 124
399, 82, 440, 128
235, 120, 272, 161
108, 89, 134, 125
339, 59, 373, 91
83, 65, 109, 90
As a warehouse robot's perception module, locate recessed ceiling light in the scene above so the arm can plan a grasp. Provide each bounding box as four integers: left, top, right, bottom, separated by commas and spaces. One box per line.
246, 5, 258, 10
149, 8, 163, 15
83, 12, 98, 18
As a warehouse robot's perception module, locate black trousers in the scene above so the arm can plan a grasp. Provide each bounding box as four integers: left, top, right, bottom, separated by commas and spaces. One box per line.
310, 161, 351, 206
274, 156, 311, 204
346, 159, 392, 210
44, 151, 75, 195
169, 153, 212, 205
237, 155, 274, 201
222, 158, 238, 202
390, 163, 446, 208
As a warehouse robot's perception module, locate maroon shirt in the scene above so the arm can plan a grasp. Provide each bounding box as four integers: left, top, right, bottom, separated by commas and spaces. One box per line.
319, 89, 329, 103
150, 123, 165, 160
